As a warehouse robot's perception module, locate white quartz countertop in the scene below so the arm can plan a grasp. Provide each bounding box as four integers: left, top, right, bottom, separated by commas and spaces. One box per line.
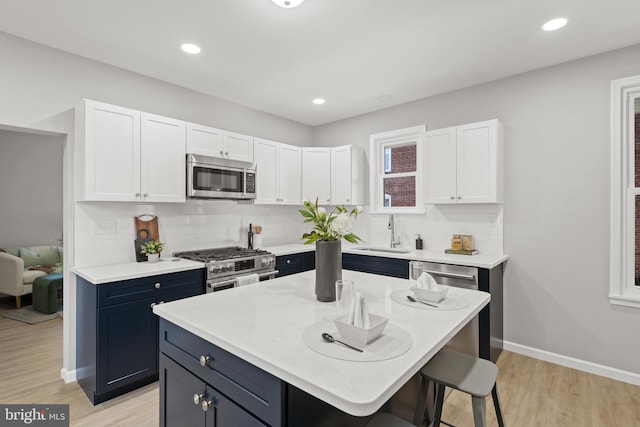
72, 258, 205, 284
153, 270, 489, 416
264, 243, 508, 269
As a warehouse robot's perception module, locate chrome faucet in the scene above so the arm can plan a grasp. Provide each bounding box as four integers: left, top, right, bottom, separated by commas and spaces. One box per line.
388, 214, 401, 248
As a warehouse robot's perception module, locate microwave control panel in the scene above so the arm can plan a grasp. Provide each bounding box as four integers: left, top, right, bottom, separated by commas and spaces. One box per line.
246, 172, 256, 194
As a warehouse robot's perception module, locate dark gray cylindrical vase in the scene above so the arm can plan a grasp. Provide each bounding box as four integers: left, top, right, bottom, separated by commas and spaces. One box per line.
315, 240, 342, 302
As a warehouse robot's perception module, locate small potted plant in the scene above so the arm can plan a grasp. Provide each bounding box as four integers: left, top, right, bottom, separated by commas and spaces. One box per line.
140, 240, 164, 263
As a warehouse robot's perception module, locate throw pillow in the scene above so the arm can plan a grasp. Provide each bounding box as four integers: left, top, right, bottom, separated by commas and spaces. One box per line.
20, 247, 60, 268
2, 247, 20, 257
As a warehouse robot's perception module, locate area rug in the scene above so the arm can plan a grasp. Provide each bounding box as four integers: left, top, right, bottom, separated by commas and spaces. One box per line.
2, 306, 60, 324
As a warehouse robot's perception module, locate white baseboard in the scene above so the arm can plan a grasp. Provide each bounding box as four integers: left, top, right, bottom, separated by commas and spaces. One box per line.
503, 341, 640, 387
60, 367, 76, 383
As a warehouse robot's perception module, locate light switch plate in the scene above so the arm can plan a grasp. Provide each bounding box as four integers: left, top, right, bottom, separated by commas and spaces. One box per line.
93, 219, 117, 235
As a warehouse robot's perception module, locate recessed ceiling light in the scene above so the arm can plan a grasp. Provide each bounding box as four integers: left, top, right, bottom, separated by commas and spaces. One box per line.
377, 94, 394, 102
542, 18, 568, 31
272, 0, 304, 9
272, 0, 305, 8
312, 98, 326, 105
181, 43, 201, 54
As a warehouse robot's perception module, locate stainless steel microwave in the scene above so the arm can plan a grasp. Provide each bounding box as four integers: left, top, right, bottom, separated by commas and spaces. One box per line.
187, 154, 256, 200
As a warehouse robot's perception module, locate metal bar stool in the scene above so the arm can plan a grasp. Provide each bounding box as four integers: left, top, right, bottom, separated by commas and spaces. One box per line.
416, 349, 506, 427
367, 349, 505, 427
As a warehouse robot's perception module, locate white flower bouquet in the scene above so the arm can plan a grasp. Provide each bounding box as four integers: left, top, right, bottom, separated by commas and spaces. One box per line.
299, 198, 362, 244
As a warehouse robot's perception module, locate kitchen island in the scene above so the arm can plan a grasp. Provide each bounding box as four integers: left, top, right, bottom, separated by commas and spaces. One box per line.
153, 270, 490, 426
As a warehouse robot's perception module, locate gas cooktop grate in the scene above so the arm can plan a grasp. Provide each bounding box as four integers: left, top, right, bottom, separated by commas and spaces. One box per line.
173, 246, 271, 262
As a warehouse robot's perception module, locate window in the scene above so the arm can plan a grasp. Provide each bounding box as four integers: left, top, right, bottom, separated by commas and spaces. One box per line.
610, 75, 640, 307
369, 125, 425, 214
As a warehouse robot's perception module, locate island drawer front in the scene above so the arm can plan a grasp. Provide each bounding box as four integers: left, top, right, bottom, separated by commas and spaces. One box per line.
98, 269, 205, 307
160, 319, 284, 426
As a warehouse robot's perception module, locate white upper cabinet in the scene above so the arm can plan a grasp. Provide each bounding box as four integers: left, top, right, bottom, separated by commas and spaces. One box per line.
186, 123, 253, 163
254, 137, 301, 205
302, 148, 331, 204
77, 99, 186, 203
424, 127, 457, 204
140, 113, 186, 203
224, 130, 254, 163
278, 144, 302, 205
424, 119, 503, 204
331, 145, 365, 205
301, 145, 365, 206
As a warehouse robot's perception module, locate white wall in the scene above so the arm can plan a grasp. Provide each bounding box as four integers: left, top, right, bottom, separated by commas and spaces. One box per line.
314, 44, 640, 375
0, 129, 63, 247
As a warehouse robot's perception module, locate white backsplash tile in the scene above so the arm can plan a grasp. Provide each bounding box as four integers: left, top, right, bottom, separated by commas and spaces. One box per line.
74, 201, 503, 267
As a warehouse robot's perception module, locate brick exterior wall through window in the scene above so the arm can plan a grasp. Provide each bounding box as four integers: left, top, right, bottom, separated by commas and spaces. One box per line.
385, 145, 416, 207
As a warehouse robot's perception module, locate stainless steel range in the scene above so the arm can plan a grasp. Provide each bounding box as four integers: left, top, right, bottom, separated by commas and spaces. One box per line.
173, 246, 277, 292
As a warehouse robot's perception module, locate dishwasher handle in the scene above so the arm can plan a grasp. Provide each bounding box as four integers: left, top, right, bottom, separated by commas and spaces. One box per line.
423, 269, 475, 281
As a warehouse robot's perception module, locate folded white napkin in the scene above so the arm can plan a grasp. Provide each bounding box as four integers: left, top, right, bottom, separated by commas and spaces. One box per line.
417, 272, 438, 290
236, 273, 259, 287
346, 292, 371, 328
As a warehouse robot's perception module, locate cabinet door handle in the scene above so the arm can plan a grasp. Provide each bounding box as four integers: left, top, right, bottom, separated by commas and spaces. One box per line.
346, 199, 350, 203
135, 192, 141, 198
286, 260, 291, 264
450, 196, 455, 200
219, 150, 224, 155
224, 151, 229, 156
155, 283, 161, 289
202, 398, 216, 412
199, 355, 212, 367
143, 193, 149, 197
193, 394, 204, 405
457, 196, 462, 199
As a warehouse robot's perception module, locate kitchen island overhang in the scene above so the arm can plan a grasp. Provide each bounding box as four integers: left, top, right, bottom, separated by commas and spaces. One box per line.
153, 270, 489, 421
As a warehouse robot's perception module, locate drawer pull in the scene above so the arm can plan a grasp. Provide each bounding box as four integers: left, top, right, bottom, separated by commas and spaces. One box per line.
202, 399, 215, 412
193, 393, 204, 405
286, 260, 291, 264
199, 355, 212, 367
155, 283, 161, 289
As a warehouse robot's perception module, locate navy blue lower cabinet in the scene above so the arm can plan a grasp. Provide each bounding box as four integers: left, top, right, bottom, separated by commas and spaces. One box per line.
342, 253, 409, 279
276, 252, 315, 277
76, 269, 205, 404
159, 319, 284, 427
160, 354, 265, 427
97, 297, 158, 396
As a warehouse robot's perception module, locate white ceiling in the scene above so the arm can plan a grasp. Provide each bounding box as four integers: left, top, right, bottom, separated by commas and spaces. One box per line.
1, 0, 640, 126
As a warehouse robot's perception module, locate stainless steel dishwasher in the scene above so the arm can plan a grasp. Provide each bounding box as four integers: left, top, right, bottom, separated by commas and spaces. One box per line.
421, 261, 480, 357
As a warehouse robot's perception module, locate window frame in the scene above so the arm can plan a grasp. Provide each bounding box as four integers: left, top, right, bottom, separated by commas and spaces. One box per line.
369, 125, 425, 214
610, 74, 640, 307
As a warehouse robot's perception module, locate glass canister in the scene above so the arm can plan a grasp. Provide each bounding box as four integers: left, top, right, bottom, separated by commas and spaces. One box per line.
451, 234, 463, 251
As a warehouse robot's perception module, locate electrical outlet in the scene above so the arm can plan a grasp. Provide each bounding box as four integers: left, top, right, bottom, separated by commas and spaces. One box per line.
93, 219, 117, 235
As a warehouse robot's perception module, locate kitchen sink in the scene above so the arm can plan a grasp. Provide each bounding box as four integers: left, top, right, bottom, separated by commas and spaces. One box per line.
354, 247, 412, 254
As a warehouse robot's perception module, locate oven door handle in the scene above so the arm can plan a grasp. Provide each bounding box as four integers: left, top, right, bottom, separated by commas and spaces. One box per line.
207, 278, 238, 289
208, 270, 279, 290
258, 270, 279, 279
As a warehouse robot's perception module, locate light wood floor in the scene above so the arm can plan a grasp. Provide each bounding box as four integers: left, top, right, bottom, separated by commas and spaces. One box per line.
1, 296, 639, 426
